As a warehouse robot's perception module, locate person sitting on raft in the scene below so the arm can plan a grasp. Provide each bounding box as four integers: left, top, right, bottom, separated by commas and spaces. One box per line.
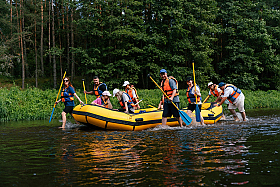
91, 91, 113, 109
55, 77, 84, 129
113, 88, 135, 114
123, 81, 140, 109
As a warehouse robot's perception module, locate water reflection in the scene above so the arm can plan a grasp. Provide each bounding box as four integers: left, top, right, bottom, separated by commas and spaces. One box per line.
0, 110, 280, 186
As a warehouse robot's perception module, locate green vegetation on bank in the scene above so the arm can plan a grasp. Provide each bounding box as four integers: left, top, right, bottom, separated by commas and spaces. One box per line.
1, 86, 280, 122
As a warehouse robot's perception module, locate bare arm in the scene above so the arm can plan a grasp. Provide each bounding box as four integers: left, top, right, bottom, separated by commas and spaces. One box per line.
84, 90, 94, 95
74, 93, 84, 104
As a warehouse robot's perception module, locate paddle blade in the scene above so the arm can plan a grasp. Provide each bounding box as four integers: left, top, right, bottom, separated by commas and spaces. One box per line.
179, 110, 192, 125
49, 107, 55, 123
195, 104, 201, 122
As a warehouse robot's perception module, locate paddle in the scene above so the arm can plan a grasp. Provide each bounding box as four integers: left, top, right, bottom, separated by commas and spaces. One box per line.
82, 79, 87, 104
202, 95, 210, 104
49, 70, 67, 123
192, 62, 201, 122
147, 74, 192, 125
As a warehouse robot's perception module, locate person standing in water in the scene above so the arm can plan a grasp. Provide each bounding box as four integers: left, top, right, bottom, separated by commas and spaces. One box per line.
55, 77, 84, 128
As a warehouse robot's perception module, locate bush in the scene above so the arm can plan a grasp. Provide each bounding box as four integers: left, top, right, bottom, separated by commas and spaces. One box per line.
1, 86, 280, 122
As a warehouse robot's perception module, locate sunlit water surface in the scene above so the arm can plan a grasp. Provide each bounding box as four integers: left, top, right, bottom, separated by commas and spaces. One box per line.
0, 109, 280, 186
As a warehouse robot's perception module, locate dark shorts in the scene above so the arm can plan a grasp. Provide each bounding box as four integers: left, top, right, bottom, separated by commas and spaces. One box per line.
187, 104, 201, 112
63, 106, 74, 114
162, 102, 180, 118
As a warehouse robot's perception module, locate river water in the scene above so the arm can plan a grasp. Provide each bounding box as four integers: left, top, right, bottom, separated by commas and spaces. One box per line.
0, 109, 280, 186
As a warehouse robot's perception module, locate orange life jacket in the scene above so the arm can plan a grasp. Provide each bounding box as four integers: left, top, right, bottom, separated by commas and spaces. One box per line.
125, 87, 139, 103
224, 85, 242, 104
161, 76, 179, 98
101, 96, 109, 108
119, 92, 135, 109
210, 85, 220, 97
93, 82, 107, 98
61, 86, 74, 102
186, 85, 201, 103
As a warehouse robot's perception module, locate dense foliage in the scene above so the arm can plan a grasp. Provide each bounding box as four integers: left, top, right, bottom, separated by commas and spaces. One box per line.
1, 86, 280, 122
0, 0, 280, 91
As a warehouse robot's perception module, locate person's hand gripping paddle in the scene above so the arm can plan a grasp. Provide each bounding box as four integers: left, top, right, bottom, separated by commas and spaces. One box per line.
147, 74, 192, 125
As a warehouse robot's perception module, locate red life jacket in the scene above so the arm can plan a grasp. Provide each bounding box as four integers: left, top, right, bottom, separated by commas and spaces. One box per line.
161, 76, 179, 98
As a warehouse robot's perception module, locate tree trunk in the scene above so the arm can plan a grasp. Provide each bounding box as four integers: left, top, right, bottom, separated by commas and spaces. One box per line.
58, 0, 63, 78
48, 0, 51, 78
35, 1, 38, 87
40, 0, 44, 76
10, 0, 12, 36
52, 0, 56, 88
66, 4, 70, 72
71, 2, 74, 80
20, 0, 25, 89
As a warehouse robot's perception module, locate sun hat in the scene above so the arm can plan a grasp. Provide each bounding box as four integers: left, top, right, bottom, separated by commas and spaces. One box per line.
102, 91, 111, 96
159, 69, 167, 74
208, 82, 213, 87
122, 81, 130, 87
113, 88, 120, 97
218, 82, 226, 88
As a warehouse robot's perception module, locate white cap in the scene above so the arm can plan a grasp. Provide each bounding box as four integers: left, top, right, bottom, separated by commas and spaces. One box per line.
102, 91, 111, 96
113, 88, 120, 97
122, 81, 130, 87
208, 82, 213, 87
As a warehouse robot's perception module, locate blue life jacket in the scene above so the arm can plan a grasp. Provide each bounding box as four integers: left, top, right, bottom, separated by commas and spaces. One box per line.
61, 86, 74, 102
186, 85, 201, 103
226, 85, 242, 103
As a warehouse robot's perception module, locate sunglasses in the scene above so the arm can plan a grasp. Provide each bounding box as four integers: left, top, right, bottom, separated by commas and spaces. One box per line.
64, 79, 69, 82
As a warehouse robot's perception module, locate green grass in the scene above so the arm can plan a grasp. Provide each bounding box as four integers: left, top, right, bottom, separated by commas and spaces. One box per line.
1, 86, 280, 122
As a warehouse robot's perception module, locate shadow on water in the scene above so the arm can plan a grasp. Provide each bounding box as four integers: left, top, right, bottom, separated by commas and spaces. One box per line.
0, 108, 279, 186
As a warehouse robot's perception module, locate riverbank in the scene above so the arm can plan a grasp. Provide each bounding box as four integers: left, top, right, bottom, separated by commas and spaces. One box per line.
1, 86, 280, 122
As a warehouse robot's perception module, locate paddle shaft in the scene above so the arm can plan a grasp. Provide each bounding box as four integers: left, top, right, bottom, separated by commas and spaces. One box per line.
49, 70, 67, 123
203, 95, 210, 104
53, 70, 67, 107
148, 75, 180, 111
82, 79, 87, 104
192, 63, 198, 104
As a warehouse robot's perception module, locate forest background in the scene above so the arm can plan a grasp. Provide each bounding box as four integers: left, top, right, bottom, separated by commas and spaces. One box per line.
0, 0, 280, 91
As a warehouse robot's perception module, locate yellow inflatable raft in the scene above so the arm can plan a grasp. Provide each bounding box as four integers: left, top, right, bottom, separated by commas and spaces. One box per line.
72, 102, 223, 131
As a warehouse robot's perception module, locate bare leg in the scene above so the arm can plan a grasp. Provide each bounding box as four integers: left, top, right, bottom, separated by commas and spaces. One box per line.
241, 112, 247, 121
61, 111, 67, 128
200, 113, 205, 125
162, 117, 167, 126
176, 117, 183, 127
70, 113, 81, 125
229, 109, 239, 121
